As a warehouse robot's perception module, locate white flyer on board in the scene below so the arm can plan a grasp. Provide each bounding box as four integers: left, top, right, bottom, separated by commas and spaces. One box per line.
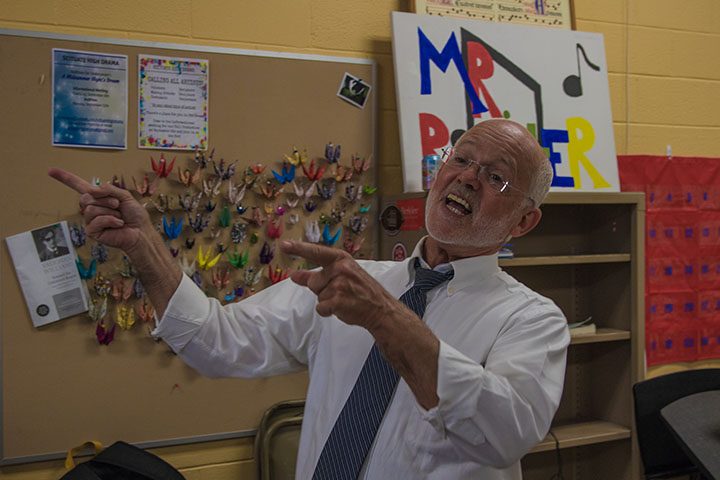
6, 221, 88, 327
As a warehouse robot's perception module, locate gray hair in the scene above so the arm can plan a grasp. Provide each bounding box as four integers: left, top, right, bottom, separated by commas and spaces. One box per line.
527, 156, 554, 207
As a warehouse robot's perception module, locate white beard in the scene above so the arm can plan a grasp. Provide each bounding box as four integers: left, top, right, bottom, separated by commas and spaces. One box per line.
425, 189, 511, 250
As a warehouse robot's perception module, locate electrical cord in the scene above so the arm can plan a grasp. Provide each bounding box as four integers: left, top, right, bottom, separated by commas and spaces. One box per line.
548, 430, 565, 480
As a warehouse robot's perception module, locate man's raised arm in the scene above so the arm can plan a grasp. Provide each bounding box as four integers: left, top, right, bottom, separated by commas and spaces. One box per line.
281, 240, 443, 409
48, 168, 182, 317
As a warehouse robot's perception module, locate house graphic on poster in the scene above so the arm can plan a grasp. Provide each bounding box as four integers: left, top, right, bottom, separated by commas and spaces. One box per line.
393, 12, 619, 193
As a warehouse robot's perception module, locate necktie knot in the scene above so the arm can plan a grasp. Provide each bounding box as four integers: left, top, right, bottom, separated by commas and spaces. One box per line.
412, 258, 454, 294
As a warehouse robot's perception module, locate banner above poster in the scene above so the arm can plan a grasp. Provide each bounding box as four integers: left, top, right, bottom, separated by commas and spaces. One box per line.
412, 0, 573, 30
392, 12, 619, 193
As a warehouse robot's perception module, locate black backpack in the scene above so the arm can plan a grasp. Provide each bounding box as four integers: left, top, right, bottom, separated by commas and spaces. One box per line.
60, 441, 185, 480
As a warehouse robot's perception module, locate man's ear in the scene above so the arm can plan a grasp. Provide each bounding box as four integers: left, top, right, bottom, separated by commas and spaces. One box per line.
509, 207, 542, 239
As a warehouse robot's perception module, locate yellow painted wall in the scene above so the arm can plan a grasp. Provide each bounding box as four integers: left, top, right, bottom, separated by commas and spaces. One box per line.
575, 0, 720, 162
1, 0, 719, 477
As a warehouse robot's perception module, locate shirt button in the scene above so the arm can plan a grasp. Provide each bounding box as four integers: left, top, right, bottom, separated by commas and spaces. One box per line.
448, 287, 454, 295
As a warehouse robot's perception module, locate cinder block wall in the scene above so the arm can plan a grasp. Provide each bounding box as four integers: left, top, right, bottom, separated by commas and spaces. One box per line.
575, 0, 720, 159
1, 1, 718, 478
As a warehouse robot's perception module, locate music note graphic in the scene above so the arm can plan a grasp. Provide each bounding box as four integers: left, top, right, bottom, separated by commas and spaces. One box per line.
562, 43, 600, 97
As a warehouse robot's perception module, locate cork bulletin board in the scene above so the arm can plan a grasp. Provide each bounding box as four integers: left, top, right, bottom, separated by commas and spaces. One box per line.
0, 30, 376, 463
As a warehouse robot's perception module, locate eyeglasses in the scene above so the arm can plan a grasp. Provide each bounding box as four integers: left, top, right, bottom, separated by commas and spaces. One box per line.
441, 147, 532, 201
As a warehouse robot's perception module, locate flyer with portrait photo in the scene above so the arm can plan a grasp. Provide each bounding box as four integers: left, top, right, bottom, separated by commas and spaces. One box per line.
6, 221, 89, 327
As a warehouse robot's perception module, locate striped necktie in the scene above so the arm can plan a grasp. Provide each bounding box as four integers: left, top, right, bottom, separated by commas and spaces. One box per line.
312, 258, 454, 479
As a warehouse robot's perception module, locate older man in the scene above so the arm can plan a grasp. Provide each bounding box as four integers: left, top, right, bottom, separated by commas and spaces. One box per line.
50, 119, 569, 479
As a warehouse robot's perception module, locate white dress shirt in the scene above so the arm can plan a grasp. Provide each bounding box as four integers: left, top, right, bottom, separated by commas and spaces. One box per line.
153, 239, 569, 479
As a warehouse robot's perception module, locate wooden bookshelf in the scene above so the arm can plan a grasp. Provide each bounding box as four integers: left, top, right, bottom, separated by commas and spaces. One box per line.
499, 253, 631, 267
531, 421, 632, 453
570, 328, 631, 345
512, 192, 645, 480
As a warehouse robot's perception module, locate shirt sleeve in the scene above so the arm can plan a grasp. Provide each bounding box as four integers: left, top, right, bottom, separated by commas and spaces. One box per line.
421, 304, 570, 468
152, 273, 321, 379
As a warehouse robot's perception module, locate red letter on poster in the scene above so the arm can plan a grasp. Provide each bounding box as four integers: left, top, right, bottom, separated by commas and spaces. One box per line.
467, 42, 501, 118
419, 113, 449, 156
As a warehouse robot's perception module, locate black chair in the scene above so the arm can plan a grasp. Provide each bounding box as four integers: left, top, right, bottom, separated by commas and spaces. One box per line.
633, 368, 720, 479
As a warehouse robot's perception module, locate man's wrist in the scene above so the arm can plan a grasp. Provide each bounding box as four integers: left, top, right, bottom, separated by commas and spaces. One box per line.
365, 298, 410, 339
125, 226, 182, 317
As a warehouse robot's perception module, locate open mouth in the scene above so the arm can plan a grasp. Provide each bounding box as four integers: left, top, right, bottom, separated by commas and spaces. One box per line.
445, 193, 472, 215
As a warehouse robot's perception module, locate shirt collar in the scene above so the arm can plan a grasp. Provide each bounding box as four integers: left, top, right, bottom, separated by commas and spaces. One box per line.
408, 236, 500, 293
